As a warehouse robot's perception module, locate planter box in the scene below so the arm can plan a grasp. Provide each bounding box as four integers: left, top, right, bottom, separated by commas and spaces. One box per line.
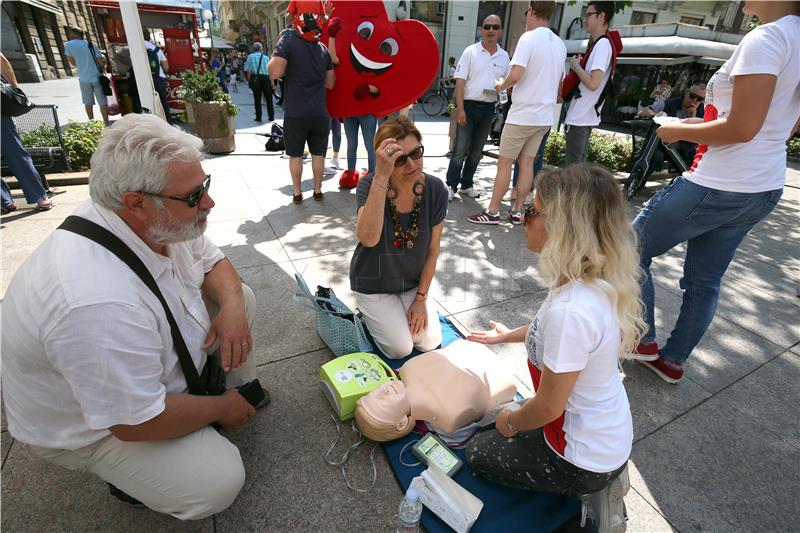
185, 101, 235, 154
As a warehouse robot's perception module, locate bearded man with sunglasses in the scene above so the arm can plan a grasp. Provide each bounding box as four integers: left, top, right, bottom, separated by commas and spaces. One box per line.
1, 114, 265, 519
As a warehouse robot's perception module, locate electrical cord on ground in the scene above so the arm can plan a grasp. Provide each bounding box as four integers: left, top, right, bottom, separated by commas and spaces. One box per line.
399, 436, 423, 467
325, 410, 378, 493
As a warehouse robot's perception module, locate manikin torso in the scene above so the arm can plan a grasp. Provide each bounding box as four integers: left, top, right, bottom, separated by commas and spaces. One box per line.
364, 339, 518, 433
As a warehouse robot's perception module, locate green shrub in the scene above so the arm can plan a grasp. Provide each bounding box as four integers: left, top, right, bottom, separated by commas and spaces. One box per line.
62, 120, 105, 170
543, 130, 632, 172
788, 136, 800, 160
179, 70, 237, 117
20, 120, 104, 171
544, 130, 566, 167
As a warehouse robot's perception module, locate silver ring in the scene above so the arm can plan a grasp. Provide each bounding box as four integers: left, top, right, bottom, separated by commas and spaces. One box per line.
387, 149, 395, 156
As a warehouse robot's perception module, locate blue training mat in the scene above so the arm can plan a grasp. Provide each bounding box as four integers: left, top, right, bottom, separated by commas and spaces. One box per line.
369, 314, 581, 533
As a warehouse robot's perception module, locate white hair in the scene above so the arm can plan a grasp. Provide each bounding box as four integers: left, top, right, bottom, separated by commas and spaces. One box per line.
89, 114, 204, 210
252, 42, 263, 51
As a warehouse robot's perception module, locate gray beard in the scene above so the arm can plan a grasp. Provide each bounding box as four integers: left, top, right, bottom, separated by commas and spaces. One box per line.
146, 205, 209, 244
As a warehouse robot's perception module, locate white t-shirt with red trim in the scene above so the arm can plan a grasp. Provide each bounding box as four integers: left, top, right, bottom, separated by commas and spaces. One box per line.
525, 280, 632, 473
686, 15, 800, 193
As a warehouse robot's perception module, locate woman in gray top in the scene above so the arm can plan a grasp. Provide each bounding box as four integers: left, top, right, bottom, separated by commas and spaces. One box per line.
350, 117, 448, 359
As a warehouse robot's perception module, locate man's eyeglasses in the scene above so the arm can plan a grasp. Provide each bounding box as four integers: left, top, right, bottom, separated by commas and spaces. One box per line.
483, 24, 501, 30
688, 92, 705, 102
142, 175, 211, 208
523, 205, 545, 226
394, 145, 424, 167
584, 10, 598, 19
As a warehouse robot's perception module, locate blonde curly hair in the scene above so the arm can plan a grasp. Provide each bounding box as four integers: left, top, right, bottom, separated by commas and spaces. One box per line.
534, 164, 648, 356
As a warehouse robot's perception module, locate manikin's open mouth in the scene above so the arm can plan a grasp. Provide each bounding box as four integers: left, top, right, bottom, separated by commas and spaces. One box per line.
349, 43, 392, 75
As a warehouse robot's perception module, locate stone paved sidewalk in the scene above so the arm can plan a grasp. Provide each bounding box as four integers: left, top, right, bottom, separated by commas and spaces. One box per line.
2, 77, 798, 532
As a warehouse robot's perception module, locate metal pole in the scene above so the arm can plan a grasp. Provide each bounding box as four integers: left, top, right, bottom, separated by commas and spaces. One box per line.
118, 1, 158, 115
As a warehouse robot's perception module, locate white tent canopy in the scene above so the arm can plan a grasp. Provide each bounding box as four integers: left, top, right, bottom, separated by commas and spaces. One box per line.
199, 35, 234, 49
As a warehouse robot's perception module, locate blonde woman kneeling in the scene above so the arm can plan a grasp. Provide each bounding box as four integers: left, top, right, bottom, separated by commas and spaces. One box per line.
466, 164, 646, 533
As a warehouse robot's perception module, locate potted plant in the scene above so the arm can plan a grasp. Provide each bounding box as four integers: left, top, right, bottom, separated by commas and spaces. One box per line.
179, 70, 237, 154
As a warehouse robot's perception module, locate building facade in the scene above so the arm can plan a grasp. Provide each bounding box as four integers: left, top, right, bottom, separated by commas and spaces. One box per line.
1, 0, 102, 82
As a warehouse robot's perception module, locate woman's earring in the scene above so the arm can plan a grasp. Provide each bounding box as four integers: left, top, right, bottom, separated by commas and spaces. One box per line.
413, 180, 425, 197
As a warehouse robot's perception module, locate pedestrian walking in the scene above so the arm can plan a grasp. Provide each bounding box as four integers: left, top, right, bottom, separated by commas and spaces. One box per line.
244, 43, 273, 122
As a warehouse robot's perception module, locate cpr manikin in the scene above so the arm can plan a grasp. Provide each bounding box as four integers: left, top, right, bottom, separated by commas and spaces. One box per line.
354, 339, 518, 441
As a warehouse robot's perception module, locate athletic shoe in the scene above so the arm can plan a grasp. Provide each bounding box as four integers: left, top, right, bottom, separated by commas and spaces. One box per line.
524, 191, 534, 206
507, 210, 523, 225
581, 465, 630, 533
630, 341, 660, 361
637, 356, 684, 384
107, 483, 146, 508
339, 169, 359, 189
360, 169, 371, 178
329, 156, 340, 169
323, 166, 337, 175
467, 210, 500, 225
448, 187, 455, 202
460, 186, 481, 198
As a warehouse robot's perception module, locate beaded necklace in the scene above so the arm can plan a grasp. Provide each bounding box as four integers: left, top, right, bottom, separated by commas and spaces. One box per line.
386, 181, 424, 249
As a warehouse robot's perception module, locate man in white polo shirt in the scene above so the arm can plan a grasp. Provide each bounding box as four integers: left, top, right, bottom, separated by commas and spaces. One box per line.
468, 1, 566, 225
445, 14, 510, 202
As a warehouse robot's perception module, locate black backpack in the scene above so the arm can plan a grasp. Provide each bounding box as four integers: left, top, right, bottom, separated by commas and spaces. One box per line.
146, 46, 161, 77
264, 123, 285, 152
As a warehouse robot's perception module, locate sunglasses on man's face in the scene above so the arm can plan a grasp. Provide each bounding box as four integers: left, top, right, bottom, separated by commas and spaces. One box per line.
143, 175, 211, 208
523, 205, 545, 226
394, 145, 424, 167
483, 24, 501, 30
688, 92, 705, 102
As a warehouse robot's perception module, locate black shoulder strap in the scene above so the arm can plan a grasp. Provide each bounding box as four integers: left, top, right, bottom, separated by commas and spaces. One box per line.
255, 53, 264, 75
58, 215, 207, 395
87, 41, 105, 76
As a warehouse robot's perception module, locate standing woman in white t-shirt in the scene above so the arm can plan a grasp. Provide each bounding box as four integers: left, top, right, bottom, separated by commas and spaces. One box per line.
632, 2, 800, 384
466, 164, 646, 532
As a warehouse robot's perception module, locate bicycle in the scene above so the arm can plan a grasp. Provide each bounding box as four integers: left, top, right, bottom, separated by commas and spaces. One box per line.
622, 118, 689, 200
421, 80, 453, 117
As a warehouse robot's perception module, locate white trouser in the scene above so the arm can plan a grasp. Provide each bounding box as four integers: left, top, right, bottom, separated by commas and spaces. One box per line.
355, 288, 442, 359
29, 283, 259, 520
31, 426, 244, 520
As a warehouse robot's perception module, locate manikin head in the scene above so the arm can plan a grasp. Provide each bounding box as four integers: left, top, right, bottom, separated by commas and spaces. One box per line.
354, 381, 415, 441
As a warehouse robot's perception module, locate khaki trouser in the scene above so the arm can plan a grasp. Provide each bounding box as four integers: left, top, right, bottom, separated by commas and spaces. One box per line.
29, 283, 258, 520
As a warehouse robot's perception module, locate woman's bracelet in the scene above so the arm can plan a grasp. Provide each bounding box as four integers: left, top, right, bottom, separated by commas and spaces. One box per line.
415, 291, 427, 301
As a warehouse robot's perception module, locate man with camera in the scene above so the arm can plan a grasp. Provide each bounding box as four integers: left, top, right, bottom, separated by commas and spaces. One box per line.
1, 114, 267, 519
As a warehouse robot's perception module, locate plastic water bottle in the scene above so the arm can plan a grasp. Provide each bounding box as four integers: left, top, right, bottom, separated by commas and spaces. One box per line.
496, 77, 508, 105
397, 487, 423, 533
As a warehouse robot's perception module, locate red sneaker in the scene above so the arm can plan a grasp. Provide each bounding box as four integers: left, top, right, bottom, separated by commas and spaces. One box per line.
631, 341, 660, 361
637, 357, 683, 384
339, 169, 359, 189
359, 169, 371, 178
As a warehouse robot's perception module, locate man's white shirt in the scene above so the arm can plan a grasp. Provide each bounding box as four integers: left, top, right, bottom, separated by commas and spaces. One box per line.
454, 41, 510, 103
1, 199, 224, 450
507, 27, 567, 126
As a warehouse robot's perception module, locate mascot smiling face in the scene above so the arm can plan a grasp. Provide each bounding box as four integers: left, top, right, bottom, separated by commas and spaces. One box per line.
325, 0, 439, 118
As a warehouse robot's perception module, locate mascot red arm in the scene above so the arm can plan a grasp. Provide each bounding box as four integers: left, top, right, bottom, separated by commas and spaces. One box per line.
323, 0, 440, 119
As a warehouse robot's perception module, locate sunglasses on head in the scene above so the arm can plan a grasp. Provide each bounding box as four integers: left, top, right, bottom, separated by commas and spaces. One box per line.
688, 92, 705, 102
483, 24, 501, 30
523, 205, 544, 226
143, 175, 211, 208
394, 145, 424, 167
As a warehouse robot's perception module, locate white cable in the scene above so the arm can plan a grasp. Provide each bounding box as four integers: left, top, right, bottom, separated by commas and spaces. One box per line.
325, 410, 378, 493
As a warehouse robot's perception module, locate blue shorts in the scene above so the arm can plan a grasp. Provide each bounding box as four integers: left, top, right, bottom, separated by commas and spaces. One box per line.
79, 80, 108, 106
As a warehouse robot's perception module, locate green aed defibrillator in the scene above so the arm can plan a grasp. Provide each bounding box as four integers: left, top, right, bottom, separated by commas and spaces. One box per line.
320, 352, 397, 421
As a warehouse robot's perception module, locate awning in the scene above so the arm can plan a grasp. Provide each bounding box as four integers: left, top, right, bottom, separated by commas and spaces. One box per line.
199, 35, 234, 49
18, 0, 61, 15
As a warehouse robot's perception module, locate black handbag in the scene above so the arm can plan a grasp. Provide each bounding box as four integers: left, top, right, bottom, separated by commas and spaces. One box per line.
57, 215, 261, 403
88, 41, 113, 96
249, 53, 264, 90
1, 75, 34, 117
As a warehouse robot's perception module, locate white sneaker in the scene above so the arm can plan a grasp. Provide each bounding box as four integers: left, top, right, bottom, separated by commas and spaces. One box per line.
581, 465, 630, 533
461, 187, 481, 198
524, 191, 534, 206
447, 187, 455, 202
329, 157, 340, 169
323, 166, 337, 175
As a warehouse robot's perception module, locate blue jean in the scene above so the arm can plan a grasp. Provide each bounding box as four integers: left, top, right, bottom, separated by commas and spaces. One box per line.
1, 179, 14, 207
634, 176, 782, 364
512, 128, 550, 188
1, 114, 48, 204
446, 101, 495, 191
330, 117, 341, 153
344, 115, 377, 173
